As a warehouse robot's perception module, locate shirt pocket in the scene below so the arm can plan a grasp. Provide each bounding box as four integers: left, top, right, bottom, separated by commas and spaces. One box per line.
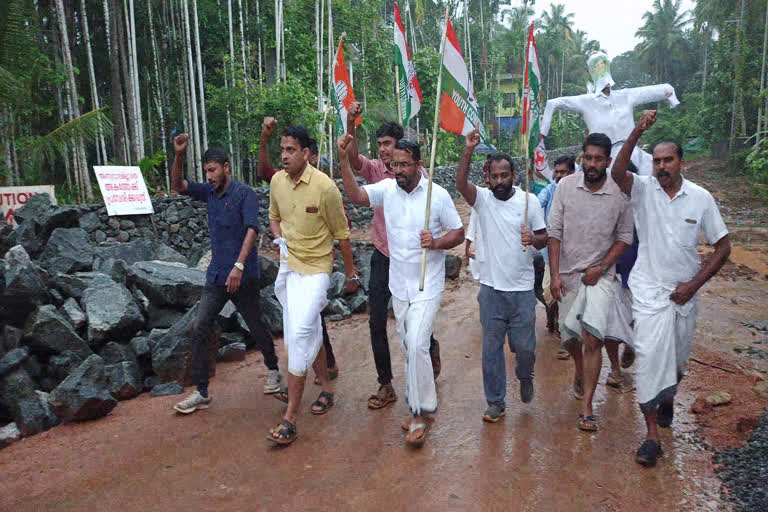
676, 216, 701, 248
297, 199, 326, 236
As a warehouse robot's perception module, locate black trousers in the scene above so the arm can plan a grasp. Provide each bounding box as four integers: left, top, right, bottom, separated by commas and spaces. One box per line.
192, 278, 278, 389
321, 316, 336, 368
368, 248, 436, 385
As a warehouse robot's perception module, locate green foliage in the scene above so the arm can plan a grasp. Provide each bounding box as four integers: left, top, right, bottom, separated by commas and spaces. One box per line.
137, 149, 167, 189
745, 140, 768, 200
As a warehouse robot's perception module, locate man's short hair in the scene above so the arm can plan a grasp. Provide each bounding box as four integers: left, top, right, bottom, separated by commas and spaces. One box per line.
308, 137, 319, 157
282, 125, 311, 149
654, 141, 683, 159
376, 122, 404, 140
203, 148, 229, 166
394, 139, 421, 162
554, 155, 575, 171
487, 153, 516, 173
582, 133, 612, 158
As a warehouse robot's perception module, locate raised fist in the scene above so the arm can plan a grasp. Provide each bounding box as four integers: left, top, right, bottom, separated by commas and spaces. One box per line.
347, 102, 362, 123
466, 130, 480, 151
337, 134, 353, 155
174, 133, 189, 155
638, 110, 657, 132
262, 117, 277, 137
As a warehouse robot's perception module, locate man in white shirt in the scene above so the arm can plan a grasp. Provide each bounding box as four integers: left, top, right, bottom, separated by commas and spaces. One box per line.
465, 170, 490, 281
338, 135, 464, 448
457, 131, 548, 422
612, 110, 731, 467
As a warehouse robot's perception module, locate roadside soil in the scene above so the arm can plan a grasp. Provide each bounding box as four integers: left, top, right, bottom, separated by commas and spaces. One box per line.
0, 157, 766, 511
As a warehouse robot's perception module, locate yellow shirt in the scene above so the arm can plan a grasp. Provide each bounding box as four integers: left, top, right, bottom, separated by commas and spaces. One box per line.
269, 164, 350, 275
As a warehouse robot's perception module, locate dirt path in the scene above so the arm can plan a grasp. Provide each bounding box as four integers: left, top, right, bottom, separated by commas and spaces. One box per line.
1, 158, 766, 511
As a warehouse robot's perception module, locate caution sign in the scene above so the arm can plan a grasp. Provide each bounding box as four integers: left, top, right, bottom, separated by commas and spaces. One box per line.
0, 186, 57, 228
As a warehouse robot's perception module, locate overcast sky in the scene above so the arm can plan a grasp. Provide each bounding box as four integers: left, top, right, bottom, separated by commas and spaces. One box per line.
534, 0, 696, 58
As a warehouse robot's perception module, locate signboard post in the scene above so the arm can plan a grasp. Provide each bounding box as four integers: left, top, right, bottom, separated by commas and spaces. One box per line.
93, 166, 154, 216
0, 186, 57, 227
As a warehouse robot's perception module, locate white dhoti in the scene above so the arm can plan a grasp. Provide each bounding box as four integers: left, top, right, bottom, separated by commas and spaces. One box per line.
604, 280, 635, 348
632, 283, 697, 414
392, 294, 442, 416
273, 239, 330, 377
560, 272, 617, 343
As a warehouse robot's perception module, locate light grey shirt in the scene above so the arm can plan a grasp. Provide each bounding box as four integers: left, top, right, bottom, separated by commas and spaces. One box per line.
548, 172, 634, 276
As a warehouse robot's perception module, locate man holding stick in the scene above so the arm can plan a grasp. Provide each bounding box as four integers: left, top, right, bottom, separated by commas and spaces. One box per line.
611, 110, 730, 467
266, 125, 359, 446
456, 130, 548, 422
338, 134, 464, 448
343, 103, 443, 410
169, 134, 282, 414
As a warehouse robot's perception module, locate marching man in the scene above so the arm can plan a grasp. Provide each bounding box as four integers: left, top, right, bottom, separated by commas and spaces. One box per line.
338, 134, 464, 448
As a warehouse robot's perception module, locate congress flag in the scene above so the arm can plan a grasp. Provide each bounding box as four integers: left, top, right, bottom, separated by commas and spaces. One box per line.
394, 2, 422, 124
332, 37, 362, 136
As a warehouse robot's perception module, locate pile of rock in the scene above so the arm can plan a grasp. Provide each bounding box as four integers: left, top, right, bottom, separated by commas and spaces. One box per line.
0, 192, 463, 448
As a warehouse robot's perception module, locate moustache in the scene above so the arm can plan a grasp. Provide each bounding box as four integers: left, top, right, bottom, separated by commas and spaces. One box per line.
584, 167, 599, 174
657, 171, 670, 178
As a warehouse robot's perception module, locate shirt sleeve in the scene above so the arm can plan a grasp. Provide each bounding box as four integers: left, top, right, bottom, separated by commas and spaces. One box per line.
547, 181, 565, 240
701, 192, 729, 244
615, 199, 634, 245
322, 184, 351, 240
541, 95, 588, 136
241, 186, 260, 231
537, 184, 553, 209
629, 174, 651, 204
268, 184, 280, 221
473, 186, 489, 213
357, 154, 378, 182
466, 210, 477, 241
527, 193, 547, 231
438, 189, 464, 232
362, 180, 389, 209
184, 180, 210, 202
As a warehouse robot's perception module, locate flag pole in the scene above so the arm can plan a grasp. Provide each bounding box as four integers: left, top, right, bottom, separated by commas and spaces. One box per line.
419, 6, 449, 291
521, 24, 532, 251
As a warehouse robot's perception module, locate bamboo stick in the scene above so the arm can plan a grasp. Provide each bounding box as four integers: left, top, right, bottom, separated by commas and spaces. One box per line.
419, 7, 449, 292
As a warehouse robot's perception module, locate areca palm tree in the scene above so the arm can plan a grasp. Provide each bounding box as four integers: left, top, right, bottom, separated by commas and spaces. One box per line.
635, 0, 690, 83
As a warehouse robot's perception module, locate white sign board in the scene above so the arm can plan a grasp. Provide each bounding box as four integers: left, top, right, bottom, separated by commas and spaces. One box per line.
0, 185, 57, 228
93, 166, 154, 216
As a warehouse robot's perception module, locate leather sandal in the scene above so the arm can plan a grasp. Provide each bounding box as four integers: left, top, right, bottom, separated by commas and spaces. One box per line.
310, 391, 335, 415
367, 385, 397, 409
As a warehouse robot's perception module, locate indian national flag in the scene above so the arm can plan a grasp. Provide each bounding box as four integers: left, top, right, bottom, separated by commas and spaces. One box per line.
522, 24, 552, 184
394, 2, 422, 124
439, 18, 489, 144
332, 38, 362, 136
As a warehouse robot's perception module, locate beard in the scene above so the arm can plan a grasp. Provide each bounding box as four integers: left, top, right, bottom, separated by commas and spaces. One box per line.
583, 166, 606, 183
396, 175, 412, 190
492, 182, 514, 200
656, 170, 671, 180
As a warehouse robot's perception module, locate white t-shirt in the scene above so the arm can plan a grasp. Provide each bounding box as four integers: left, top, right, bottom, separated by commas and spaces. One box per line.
472, 186, 547, 292
466, 208, 485, 281
628, 175, 728, 291
364, 176, 463, 302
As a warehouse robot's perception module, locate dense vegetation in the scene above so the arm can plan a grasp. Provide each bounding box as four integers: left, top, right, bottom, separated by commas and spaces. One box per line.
1, 0, 767, 202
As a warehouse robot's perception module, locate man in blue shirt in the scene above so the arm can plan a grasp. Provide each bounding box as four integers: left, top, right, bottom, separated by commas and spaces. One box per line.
537, 156, 575, 353
169, 133, 282, 414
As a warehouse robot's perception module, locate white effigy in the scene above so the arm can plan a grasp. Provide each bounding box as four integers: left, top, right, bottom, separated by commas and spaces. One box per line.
540, 52, 680, 175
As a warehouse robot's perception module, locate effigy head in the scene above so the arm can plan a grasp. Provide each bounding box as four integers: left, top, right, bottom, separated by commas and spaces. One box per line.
587, 52, 615, 94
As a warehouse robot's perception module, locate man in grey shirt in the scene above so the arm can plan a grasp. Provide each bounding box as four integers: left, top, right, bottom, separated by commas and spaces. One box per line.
548, 132, 633, 432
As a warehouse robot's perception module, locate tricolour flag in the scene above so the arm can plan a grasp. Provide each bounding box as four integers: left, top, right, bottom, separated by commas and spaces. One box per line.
439, 18, 490, 144
522, 24, 553, 185
394, 2, 422, 124
332, 38, 362, 136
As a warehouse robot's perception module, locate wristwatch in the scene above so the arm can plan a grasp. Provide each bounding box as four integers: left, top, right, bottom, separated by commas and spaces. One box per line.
234, 262, 245, 272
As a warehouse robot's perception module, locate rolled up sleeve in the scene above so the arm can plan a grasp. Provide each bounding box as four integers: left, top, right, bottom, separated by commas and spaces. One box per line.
322, 185, 350, 240
242, 187, 260, 231
184, 180, 210, 202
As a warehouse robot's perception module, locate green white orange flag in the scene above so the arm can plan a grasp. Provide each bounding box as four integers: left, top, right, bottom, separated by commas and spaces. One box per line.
439, 18, 490, 144
394, 2, 422, 124
522, 23, 553, 184
332, 37, 362, 136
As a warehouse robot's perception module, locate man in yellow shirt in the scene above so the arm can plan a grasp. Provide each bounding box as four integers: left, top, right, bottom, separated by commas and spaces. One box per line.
267, 125, 358, 446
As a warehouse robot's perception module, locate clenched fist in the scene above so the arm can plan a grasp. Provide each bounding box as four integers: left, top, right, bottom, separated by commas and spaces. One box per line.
174, 133, 189, 155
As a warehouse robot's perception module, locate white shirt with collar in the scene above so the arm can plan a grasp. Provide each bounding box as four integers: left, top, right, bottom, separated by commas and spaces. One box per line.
473, 186, 546, 292
628, 175, 728, 291
364, 176, 463, 303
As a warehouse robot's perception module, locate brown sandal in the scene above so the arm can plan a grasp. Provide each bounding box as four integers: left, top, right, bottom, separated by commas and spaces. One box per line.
367, 385, 397, 409
310, 391, 335, 415
267, 418, 298, 445
405, 416, 434, 448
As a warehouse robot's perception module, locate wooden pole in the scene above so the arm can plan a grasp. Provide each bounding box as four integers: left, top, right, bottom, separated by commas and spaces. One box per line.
419, 7, 449, 291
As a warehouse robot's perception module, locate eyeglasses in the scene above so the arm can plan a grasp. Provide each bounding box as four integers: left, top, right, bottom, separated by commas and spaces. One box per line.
390, 161, 416, 169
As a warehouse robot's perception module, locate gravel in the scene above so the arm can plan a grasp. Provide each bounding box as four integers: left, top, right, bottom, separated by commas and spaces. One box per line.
714, 409, 768, 511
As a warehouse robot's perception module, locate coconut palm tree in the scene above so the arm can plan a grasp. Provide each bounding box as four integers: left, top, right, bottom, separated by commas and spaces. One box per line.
635, 0, 690, 83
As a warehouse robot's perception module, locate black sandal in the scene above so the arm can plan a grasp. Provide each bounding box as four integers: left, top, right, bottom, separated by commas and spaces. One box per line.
311, 391, 335, 415
267, 418, 298, 445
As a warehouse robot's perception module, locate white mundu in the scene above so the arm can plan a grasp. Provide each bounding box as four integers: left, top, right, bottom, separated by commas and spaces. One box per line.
472, 186, 546, 292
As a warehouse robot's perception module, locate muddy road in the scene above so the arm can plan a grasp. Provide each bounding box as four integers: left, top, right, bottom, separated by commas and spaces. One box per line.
1, 159, 766, 511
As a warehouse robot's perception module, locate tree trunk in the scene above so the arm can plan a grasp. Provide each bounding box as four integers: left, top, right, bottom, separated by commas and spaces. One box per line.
757, 1, 768, 148
118, 0, 138, 162
182, 0, 202, 181
227, 0, 239, 178
128, 0, 145, 158
81, 0, 108, 164
192, 0, 208, 149
148, 0, 168, 186
56, 0, 93, 201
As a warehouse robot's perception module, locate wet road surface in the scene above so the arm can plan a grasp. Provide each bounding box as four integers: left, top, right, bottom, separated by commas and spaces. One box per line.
0, 276, 726, 511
